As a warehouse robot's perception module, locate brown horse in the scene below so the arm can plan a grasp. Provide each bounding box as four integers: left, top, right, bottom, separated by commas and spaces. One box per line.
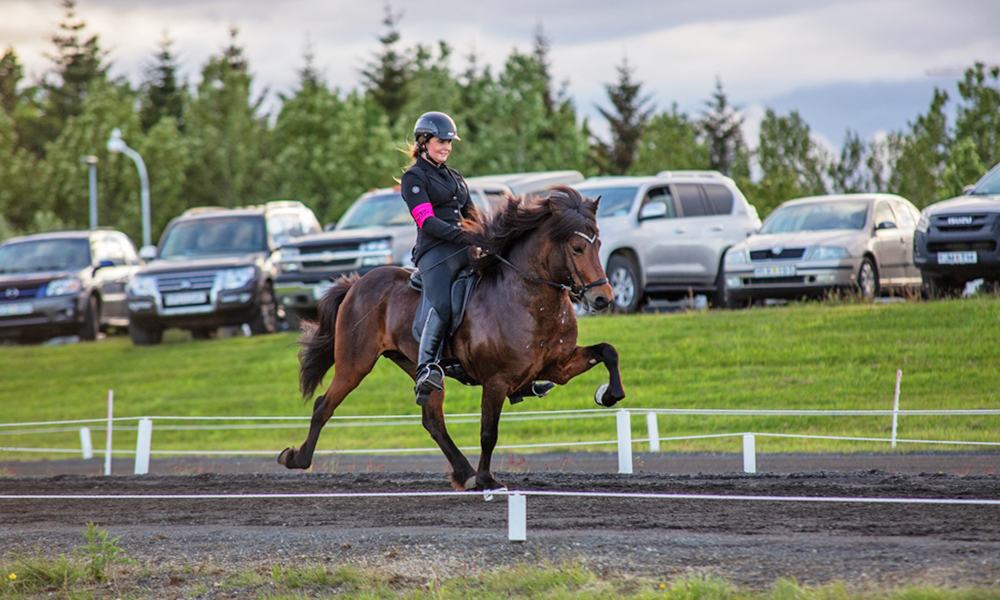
278, 186, 626, 490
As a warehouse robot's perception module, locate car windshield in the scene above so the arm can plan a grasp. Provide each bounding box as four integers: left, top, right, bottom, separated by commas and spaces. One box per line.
337, 193, 412, 230
159, 217, 267, 259
577, 186, 638, 218
971, 167, 1000, 195
0, 238, 91, 273
759, 201, 869, 234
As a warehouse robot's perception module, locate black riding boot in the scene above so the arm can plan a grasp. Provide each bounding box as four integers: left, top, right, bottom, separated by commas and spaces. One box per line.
509, 381, 556, 404
415, 308, 447, 406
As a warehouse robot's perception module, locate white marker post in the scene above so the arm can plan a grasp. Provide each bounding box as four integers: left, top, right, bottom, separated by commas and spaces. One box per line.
134, 418, 153, 475
743, 434, 757, 473
891, 369, 902, 449
79, 427, 93, 459
646, 412, 660, 452
104, 390, 113, 476
617, 410, 633, 474
508, 493, 527, 541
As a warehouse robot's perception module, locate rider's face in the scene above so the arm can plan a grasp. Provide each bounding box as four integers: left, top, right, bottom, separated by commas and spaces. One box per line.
425, 137, 452, 163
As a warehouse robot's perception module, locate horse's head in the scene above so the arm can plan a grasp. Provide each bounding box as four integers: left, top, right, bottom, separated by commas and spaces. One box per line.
467, 186, 614, 312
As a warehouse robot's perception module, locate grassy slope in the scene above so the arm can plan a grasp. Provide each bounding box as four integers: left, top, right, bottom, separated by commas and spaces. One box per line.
1, 297, 998, 458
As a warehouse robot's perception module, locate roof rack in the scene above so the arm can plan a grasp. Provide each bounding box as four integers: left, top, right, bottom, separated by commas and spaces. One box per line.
656, 170, 725, 179
181, 206, 227, 216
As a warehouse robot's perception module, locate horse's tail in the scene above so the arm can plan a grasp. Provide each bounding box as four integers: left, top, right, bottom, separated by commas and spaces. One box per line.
298, 273, 358, 399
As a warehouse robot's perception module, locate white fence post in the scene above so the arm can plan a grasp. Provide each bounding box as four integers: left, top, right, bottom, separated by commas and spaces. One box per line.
617, 409, 633, 474
104, 390, 113, 476
79, 427, 93, 459
743, 434, 757, 473
891, 369, 902, 449
508, 493, 527, 541
646, 412, 660, 452
134, 418, 153, 475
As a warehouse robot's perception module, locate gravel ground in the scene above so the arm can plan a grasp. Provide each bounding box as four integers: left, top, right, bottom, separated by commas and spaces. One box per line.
1, 452, 999, 597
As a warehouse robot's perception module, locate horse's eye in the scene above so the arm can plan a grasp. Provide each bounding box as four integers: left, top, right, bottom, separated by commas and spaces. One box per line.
572, 245, 584, 255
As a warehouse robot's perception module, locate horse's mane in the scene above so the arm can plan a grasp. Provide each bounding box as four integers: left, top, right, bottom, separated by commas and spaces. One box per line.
465, 186, 598, 276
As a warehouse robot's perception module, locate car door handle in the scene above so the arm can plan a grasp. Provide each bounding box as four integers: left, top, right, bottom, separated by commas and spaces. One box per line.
710, 226, 724, 231
674, 228, 687, 234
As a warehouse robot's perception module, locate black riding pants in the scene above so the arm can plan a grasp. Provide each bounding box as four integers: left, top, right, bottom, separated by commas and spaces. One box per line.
416, 242, 469, 325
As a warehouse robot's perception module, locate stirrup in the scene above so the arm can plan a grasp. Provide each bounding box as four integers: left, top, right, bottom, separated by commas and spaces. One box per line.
415, 363, 445, 406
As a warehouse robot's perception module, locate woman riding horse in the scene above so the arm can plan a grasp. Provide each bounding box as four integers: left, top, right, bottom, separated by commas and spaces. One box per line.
279, 184, 625, 490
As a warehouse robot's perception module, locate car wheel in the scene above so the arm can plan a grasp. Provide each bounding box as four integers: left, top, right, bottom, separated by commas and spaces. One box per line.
248, 283, 279, 335
922, 276, 964, 299
129, 323, 163, 345
78, 295, 100, 341
607, 255, 642, 313
856, 257, 879, 299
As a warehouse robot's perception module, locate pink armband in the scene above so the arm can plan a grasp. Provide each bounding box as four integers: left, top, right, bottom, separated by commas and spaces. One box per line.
411, 203, 434, 228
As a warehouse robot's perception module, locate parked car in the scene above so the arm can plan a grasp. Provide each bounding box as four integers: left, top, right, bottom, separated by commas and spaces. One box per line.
0, 229, 143, 342
722, 194, 923, 305
274, 171, 584, 324
572, 171, 760, 312
914, 161, 1000, 297
126, 201, 321, 345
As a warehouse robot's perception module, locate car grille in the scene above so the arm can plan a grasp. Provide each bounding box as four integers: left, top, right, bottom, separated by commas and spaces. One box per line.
750, 248, 806, 260
745, 276, 806, 285
156, 271, 217, 293
1, 284, 43, 301
932, 214, 990, 233
927, 240, 997, 253
298, 242, 362, 272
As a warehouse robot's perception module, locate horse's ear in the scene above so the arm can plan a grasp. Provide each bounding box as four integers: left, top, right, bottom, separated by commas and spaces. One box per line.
592, 195, 602, 210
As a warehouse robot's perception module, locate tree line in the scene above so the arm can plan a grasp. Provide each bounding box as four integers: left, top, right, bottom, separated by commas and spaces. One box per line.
1, 1, 998, 246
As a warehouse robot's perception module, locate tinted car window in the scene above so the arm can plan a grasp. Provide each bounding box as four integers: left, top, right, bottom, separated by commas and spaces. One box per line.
338, 193, 413, 229
160, 217, 267, 258
891, 201, 918, 229
643, 187, 676, 218
703, 184, 734, 214
971, 166, 1000, 195
0, 238, 91, 272
676, 184, 710, 217
577, 186, 638, 218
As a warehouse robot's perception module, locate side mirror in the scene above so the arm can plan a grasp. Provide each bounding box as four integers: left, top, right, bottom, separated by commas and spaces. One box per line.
324, 221, 337, 232
875, 221, 897, 231
139, 245, 158, 261
962, 184, 976, 195
639, 201, 668, 221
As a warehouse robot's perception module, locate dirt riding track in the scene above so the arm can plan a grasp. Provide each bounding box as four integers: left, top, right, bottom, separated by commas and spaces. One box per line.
1, 452, 999, 592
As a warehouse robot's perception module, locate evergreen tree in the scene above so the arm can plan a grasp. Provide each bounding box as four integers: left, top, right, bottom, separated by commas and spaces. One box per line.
953, 62, 1000, 170
0, 46, 23, 116
829, 130, 872, 193
698, 77, 744, 176
631, 104, 709, 175
593, 57, 654, 175
139, 32, 185, 132
360, 3, 411, 126
887, 88, 949, 207
753, 108, 828, 215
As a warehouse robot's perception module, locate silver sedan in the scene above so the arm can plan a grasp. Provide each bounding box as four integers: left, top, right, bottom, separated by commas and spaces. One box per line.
722, 194, 923, 305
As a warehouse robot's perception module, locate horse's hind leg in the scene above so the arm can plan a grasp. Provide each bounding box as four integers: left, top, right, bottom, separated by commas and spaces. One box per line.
278, 361, 372, 470
473, 382, 510, 490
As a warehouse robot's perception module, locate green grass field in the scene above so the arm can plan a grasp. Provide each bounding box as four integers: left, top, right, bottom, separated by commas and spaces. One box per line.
2, 296, 998, 461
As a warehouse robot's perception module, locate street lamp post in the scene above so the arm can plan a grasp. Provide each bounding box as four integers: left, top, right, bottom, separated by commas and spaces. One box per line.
106, 128, 152, 248
80, 155, 99, 229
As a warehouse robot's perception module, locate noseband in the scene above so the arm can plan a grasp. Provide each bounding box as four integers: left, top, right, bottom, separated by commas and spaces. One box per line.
494, 230, 608, 300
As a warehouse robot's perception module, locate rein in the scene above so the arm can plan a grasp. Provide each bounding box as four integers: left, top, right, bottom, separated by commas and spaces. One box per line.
493, 231, 608, 300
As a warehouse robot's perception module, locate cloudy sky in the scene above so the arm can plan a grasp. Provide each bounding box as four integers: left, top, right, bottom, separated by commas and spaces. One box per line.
3, 0, 998, 151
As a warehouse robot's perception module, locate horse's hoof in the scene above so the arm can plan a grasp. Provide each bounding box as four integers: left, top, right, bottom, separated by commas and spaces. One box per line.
462, 476, 477, 490
277, 448, 295, 468
594, 383, 610, 406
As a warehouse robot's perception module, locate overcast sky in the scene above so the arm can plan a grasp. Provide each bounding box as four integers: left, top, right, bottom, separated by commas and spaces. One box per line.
3, 0, 998, 151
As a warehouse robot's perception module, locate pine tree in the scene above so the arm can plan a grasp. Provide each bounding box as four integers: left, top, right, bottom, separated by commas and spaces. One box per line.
360, 3, 411, 125
139, 32, 185, 132
0, 46, 23, 116
698, 77, 744, 176
593, 57, 654, 175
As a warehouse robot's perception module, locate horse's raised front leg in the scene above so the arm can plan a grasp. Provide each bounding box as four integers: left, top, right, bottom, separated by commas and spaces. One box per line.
420, 388, 478, 490
546, 342, 626, 407
474, 382, 509, 490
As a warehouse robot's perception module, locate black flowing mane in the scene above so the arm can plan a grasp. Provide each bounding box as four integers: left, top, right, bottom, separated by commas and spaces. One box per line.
465, 186, 598, 275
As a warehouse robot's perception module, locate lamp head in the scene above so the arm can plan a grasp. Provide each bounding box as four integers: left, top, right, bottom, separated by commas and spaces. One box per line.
107, 127, 127, 153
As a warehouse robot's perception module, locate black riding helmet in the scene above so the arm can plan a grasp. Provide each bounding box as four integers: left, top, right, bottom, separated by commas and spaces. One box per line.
413, 111, 461, 146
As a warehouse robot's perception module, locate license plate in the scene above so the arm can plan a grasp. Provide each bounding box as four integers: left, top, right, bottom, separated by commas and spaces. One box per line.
754, 265, 796, 278
313, 281, 334, 301
0, 302, 33, 317
163, 290, 209, 306
938, 252, 977, 265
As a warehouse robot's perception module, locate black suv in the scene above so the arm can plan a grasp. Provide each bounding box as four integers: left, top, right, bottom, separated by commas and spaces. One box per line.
126, 201, 320, 344
914, 161, 1000, 296
0, 229, 143, 343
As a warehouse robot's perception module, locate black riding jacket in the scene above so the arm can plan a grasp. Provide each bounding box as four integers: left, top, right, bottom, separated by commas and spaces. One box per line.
401, 155, 474, 264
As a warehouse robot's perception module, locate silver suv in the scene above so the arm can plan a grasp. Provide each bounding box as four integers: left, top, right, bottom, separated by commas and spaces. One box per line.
573, 171, 760, 311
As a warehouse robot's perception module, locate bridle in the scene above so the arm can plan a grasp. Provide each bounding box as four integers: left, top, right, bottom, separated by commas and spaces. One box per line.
494, 230, 608, 301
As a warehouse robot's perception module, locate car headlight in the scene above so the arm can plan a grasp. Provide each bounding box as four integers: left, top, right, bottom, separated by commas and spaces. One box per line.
806, 246, 850, 261
279, 247, 301, 273
127, 275, 158, 297
916, 210, 930, 232
724, 248, 748, 265
218, 266, 257, 290
45, 277, 82, 296
360, 239, 391, 252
